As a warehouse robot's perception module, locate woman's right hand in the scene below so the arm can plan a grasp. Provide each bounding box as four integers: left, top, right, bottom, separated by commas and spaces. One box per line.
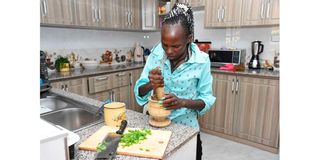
148, 68, 164, 89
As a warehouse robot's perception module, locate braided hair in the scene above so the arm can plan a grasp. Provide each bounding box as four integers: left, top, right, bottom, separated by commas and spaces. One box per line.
162, 3, 194, 38
162, 3, 194, 59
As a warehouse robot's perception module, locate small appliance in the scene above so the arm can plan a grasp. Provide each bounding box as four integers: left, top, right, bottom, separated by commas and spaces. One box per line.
249, 40, 264, 69
40, 51, 51, 93
208, 49, 246, 67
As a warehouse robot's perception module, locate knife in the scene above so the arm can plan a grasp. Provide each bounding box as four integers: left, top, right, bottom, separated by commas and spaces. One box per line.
95, 120, 127, 160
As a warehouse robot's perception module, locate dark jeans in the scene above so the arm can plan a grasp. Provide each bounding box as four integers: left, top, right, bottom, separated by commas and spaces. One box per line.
196, 133, 202, 160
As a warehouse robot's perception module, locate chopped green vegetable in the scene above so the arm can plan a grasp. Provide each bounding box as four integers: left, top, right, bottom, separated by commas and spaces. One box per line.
96, 140, 109, 152
120, 128, 152, 147
145, 149, 150, 152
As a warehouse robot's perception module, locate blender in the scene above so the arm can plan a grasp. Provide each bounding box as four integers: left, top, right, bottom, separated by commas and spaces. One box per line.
249, 40, 264, 69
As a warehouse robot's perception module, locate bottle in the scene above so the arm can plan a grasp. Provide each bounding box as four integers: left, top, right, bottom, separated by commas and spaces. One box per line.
165, 2, 171, 13
134, 42, 143, 63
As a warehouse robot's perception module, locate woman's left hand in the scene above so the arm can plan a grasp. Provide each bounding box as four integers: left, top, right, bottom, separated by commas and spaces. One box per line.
162, 93, 186, 110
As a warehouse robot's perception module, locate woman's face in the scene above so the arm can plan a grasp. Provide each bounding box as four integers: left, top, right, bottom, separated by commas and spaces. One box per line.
161, 24, 191, 61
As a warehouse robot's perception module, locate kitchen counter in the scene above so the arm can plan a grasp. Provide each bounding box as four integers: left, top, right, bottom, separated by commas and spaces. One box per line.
50, 89, 199, 160
48, 62, 145, 82
48, 63, 279, 82
211, 68, 279, 79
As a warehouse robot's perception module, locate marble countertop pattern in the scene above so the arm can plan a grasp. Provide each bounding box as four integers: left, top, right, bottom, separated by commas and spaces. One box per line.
48, 63, 279, 82
49, 89, 199, 160
48, 63, 146, 82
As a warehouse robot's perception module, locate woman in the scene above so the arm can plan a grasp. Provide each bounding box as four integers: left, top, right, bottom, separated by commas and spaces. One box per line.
134, 3, 215, 159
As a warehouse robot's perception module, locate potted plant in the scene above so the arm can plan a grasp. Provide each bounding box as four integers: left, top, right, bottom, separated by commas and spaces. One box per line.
55, 55, 70, 72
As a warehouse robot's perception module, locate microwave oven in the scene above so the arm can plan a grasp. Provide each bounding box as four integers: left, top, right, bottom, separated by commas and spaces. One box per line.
208, 49, 246, 67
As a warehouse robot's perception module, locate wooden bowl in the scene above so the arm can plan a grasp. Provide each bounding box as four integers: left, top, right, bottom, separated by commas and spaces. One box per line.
147, 96, 171, 127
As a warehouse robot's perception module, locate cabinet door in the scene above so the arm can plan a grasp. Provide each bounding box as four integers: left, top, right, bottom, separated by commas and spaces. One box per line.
265, 0, 279, 25
68, 78, 88, 96
220, 0, 242, 27
129, 0, 141, 30
205, 0, 242, 27
241, 0, 266, 26
233, 76, 279, 148
113, 86, 131, 108
141, 0, 158, 30
199, 73, 236, 135
74, 0, 97, 27
40, 0, 73, 25
204, 0, 222, 27
89, 90, 112, 102
96, 0, 112, 28
129, 69, 143, 113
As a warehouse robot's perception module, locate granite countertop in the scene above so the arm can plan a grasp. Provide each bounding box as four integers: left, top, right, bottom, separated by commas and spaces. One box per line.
48, 63, 279, 82
211, 68, 280, 79
48, 62, 145, 82
49, 89, 199, 160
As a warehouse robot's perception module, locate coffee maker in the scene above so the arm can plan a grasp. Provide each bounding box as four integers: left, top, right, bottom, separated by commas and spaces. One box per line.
249, 40, 264, 69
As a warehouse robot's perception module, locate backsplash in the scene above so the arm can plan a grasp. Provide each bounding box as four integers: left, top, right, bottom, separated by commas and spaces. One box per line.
42, 47, 136, 67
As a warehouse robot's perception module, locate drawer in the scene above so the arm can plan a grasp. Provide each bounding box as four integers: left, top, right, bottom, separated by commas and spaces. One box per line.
69, 78, 82, 86
88, 75, 113, 94
112, 72, 130, 87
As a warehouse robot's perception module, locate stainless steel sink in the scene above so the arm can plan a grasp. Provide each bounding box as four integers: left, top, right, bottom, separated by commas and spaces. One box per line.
40, 93, 103, 132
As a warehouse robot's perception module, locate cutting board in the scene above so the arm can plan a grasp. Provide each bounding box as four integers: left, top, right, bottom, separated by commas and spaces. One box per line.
79, 125, 172, 159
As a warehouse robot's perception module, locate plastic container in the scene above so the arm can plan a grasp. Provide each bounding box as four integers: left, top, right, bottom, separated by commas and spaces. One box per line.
104, 102, 126, 127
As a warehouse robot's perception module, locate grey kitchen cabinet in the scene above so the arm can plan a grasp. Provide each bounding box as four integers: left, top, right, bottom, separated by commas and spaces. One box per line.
199, 72, 279, 152
179, 0, 205, 8
241, 0, 279, 26
204, 0, 242, 28
233, 76, 279, 148
129, 68, 144, 113
87, 71, 132, 107
73, 0, 117, 28
40, 0, 73, 25
118, 0, 142, 30
51, 78, 88, 96
199, 73, 235, 135
141, 0, 159, 30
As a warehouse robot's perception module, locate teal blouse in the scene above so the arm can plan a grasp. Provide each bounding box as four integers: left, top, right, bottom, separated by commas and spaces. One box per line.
134, 42, 216, 128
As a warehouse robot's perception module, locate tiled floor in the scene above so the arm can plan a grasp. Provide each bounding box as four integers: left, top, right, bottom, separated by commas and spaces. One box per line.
201, 132, 279, 160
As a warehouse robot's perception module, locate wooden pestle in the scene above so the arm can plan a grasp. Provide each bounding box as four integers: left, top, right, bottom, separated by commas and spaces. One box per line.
153, 67, 165, 101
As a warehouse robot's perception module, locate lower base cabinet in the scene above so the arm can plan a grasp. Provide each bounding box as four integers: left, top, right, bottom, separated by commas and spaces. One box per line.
199, 72, 279, 152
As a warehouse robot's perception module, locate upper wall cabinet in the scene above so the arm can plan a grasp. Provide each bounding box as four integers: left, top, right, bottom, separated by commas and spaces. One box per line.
73, 0, 122, 28
40, 0, 73, 25
118, 0, 142, 30
141, 0, 159, 30
241, 0, 279, 26
205, 0, 242, 28
179, 0, 205, 8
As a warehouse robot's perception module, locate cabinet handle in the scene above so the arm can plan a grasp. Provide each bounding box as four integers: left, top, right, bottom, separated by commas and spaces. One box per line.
98, 9, 101, 21
61, 85, 64, 90
130, 11, 133, 26
217, 7, 221, 22
116, 73, 126, 76
65, 84, 69, 92
235, 79, 239, 94
127, 11, 130, 26
221, 6, 225, 21
129, 73, 133, 85
112, 91, 115, 101
260, 2, 265, 19
92, 9, 96, 22
231, 79, 234, 93
43, 0, 48, 15
266, 0, 271, 18
96, 76, 108, 81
